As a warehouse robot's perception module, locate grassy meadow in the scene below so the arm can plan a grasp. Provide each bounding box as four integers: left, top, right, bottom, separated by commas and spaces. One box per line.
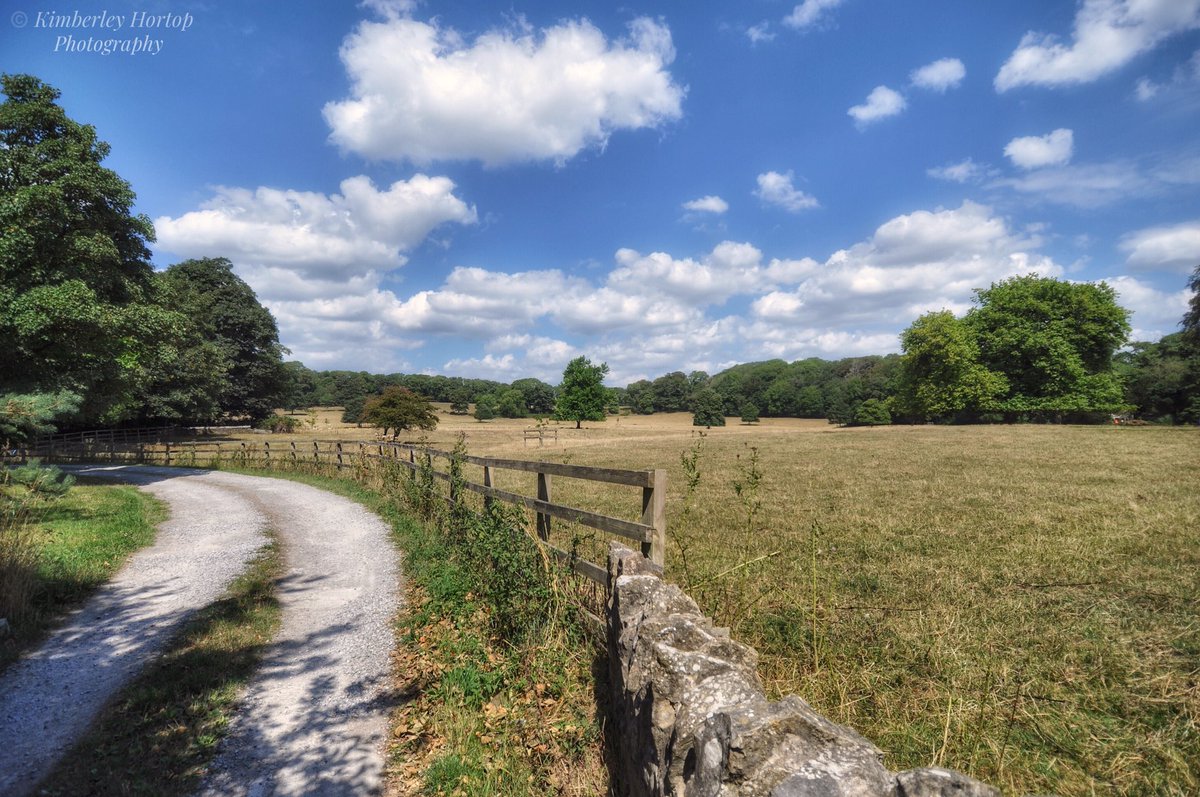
240, 409, 1198, 795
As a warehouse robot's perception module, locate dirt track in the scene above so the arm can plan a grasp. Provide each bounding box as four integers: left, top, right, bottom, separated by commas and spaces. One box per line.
0, 466, 400, 797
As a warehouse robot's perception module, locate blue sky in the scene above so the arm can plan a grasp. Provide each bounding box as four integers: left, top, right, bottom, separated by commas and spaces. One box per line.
5, 0, 1199, 385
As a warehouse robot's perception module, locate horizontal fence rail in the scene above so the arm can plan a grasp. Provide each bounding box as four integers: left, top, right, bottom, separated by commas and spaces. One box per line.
22, 436, 667, 583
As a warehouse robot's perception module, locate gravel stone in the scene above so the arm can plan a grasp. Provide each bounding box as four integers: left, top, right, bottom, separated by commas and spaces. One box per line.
0, 465, 401, 797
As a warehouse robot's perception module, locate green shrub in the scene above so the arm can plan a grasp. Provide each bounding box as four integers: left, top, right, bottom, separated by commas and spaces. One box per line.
255, 415, 299, 433
851, 398, 892, 426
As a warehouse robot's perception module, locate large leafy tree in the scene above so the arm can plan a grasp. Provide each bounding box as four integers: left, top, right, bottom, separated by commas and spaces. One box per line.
361, 386, 438, 439
1183, 265, 1200, 347
966, 275, 1130, 416
158, 258, 287, 422
555, 356, 609, 428
0, 73, 179, 430
893, 310, 1007, 421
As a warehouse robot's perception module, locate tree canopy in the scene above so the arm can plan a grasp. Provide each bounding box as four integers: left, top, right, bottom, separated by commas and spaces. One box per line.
966, 275, 1129, 416
0, 73, 177, 430
361, 387, 438, 439
555, 356, 609, 428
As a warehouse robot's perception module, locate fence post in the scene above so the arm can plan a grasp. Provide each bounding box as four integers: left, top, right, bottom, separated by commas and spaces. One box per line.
291, 440, 297, 464
313, 441, 319, 465
138, 442, 145, 464
483, 465, 494, 511
264, 441, 270, 466
336, 441, 343, 470
409, 449, 416, 482
165, 442, 172, 467
641, 469, 667, 567
536, 471, 552, 542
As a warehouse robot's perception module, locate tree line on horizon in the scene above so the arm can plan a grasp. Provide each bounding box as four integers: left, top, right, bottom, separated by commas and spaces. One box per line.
3, 72, 1198, 444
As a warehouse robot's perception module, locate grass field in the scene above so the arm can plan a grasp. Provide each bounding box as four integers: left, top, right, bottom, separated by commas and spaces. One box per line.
0, 481, 165, 671
241, 409, 1199, 795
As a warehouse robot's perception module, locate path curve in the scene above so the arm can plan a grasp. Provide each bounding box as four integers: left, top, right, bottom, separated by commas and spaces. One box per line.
0, 466, 400, 797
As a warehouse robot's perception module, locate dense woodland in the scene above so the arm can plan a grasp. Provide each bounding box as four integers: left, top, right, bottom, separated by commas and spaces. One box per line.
2, 73, 1199, 442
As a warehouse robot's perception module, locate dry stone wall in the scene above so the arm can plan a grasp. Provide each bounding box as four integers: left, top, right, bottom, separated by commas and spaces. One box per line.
606, 544, 1004, 797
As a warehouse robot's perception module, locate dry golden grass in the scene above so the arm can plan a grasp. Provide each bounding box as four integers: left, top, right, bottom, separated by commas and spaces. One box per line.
247, 410, 1199, 796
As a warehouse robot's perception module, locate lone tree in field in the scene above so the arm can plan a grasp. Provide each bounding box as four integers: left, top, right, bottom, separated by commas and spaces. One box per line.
361, 387, 438, 439
555, 356, 609, 428
692, 387, 726, 427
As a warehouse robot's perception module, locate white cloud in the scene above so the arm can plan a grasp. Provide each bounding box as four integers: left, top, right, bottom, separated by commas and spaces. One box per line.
750, 202, 1061, 330
991, 160, 1157, 207
754, 171, 819, 212
1105, 275, 1191, 339
1004, 128, 1074, 170
847, 85, 906, 126
324, 16, 684, 166
155, 175, 476, 279
783, 0, 845, 30
682, 195, 729, 214
927, 157, 988, 183
1120, 219, 1200, 272
1135, 49, 1200, 100
910, 58, 966, 92
995, 0, 1200, 91
746, 22, 775, 44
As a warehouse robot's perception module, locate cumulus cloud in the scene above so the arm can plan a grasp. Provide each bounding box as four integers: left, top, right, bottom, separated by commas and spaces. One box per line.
783, 0, 845, 30
847, 85, 906, 126
155, 175, 477, 279
1004, 128, 1074, 170
927, 158, 988, 183
323, 15, 684, 166
750, 201, 1059, 330
682, 195, 729, 214
754, 171, 819, 212
995, 0, 1200, 91
1120, 219, 1200, 272
1105, 274, 1192, 339
910, 58, 966, 92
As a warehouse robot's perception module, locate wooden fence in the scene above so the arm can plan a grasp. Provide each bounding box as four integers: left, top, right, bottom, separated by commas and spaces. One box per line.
27, 437, 667, 582
522, 428, 558, 447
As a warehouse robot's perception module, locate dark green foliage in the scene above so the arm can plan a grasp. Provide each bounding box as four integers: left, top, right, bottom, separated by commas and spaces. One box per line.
740, 402, 760, 424
473, 396, 495, 421
651, 371, 690, 412
624, 380, 655, 414
555, 356, 609, 428
449, 390, 471, 415
255, 415, 299, 433
0, 390, 80, 444
361, 386, 438, 438
1182, 265, 1200, 348
967, 275, 1130, 416
851, 398, 891, 426
6, 460, 74, 496
341, 394, 367, 425
1116, 333, 1200, 423
0, 74, 179, 425
893, 310, 1006, 421
495, 388, 526, 419
158, 258, 287, 423
510, 378, 556, 415
692, 387, 726, 427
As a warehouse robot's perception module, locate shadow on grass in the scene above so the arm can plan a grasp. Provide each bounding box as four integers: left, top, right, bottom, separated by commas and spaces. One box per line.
33, 545, 282, 797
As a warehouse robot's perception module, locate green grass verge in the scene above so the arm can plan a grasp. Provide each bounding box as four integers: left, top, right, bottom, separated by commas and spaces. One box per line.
34, 537, 283, 796
0, 482, 166, 671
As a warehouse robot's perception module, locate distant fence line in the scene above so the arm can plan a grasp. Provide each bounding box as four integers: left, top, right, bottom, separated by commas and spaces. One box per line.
24, 436, 667, 582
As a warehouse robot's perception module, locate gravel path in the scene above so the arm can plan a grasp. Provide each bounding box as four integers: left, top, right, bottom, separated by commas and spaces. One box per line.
0, 466, 401, 797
